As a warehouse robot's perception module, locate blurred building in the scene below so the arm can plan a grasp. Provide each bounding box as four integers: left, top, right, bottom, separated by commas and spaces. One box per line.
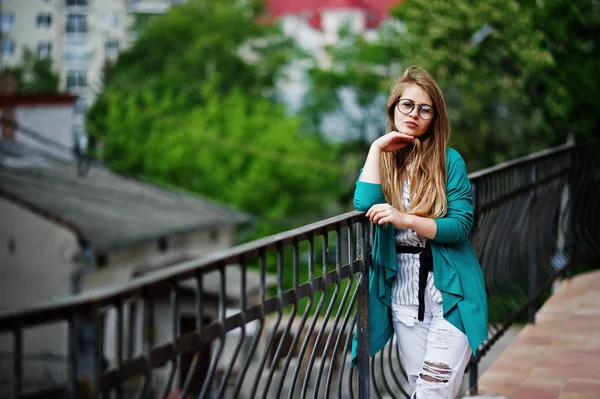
0, 0, 186, 148
269, 0, 400, 51
0, 0, 400, 148
267, 0, 403, 142
0, 87, 255, 393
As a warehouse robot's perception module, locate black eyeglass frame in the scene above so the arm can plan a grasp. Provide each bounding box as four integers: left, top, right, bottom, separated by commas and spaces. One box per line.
395, 98, 436, 120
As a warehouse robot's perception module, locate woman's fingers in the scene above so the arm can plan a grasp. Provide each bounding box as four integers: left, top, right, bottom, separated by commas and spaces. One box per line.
367, 204, 400, 226
391, 131, 414, 141
378, 215, 391, 225
368, 206, 390, 224
366, 204, 386, 217
380, 131, 414, 151
375, 211, 393, 225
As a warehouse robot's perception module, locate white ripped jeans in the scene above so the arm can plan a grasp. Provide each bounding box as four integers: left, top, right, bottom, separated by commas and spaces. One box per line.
391, 287, 471, 399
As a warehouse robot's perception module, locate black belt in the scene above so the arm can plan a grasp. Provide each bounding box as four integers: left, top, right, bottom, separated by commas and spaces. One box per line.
396, 241, 433, 322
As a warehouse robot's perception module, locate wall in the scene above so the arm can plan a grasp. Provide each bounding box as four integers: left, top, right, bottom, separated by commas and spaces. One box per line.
0, 191, 239, 392
80, 0, 131, 106
0, 0, 64, 71
0, 197, 80, 358
13, 103, 76, 152
82, 225, 235, 293
88, 225, 235, 391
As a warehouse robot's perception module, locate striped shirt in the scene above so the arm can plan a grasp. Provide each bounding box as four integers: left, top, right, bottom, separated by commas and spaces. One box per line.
391, 179, 443, 306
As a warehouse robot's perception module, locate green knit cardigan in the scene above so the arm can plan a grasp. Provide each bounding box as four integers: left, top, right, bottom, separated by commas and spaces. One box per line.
351, 148, 488, 366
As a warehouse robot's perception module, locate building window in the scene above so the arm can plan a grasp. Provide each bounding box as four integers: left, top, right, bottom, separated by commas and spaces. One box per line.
105, 39, 119, 57
66, 14, 87, 33
65, 44, 88, 60
1, 40, 15, 56
37, 13, 53, 28
38, 41, 52, 58
66, 70, 86, 89
209, 229, 219, 242
1, 13, 15, 32
66, 0, 88, 5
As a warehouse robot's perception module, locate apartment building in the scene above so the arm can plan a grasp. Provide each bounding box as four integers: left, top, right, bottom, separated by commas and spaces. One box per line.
0, 0, 182, 145
1, 0, 401, 147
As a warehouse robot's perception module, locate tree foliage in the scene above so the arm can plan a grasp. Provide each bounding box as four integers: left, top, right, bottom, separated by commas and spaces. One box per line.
5, 48, 59, 93
532, 0, 600, 144
303, 0, 600, 171
87, 0, 299, 139
87, 0, 346, 240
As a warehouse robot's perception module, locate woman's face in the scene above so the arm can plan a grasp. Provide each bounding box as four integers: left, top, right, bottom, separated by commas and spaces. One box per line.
393, 83, 434, 138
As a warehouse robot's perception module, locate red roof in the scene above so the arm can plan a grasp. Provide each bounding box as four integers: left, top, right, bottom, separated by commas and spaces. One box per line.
267, 0, 403, 29
0, 94, 77, 107
321, 0, 365, 9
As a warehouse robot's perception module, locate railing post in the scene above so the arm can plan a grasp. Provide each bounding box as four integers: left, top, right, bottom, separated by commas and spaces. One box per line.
565, 147, 576, 278
469, 180, 480, 395
68, 315, 79, 397
12, 328, 22, 399
469, 361, 478, 396
528, 163, 538, 324
74, 306, 103, 395
356, 220, 371, 398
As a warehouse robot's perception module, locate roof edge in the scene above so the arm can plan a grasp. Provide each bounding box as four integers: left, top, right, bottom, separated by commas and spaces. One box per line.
0, 94, 78, 108
0, 187, 83, 241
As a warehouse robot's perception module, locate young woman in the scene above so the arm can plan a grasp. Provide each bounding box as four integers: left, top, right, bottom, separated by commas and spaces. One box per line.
352, 66, 488, 398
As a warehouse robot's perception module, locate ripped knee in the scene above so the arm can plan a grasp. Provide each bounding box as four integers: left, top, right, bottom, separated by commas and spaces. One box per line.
419, 361, 451, 384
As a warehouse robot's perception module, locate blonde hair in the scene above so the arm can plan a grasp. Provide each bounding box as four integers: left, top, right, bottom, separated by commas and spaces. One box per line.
381, 66, 450, 218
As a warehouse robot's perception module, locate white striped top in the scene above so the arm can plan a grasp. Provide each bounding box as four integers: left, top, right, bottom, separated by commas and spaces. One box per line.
391, 180, 443, 306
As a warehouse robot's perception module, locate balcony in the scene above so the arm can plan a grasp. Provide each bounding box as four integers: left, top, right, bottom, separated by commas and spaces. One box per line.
0, 143, 599, 398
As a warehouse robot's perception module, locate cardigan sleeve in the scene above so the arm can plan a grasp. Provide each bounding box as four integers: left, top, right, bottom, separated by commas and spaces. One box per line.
353, 169, 387, 211
433, 149, 474, 244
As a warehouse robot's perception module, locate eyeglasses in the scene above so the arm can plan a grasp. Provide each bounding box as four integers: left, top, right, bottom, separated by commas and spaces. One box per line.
396, 98, 436, 120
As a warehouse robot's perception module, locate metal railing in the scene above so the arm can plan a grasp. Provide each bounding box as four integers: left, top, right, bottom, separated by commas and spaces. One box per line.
0, 143, 599, 398
465, 143, 600, 392
0, 353, 69, 397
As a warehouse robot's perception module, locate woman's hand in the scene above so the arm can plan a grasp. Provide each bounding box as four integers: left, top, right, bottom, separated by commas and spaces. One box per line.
366, 204, 410, 229
373, 131, 414, 153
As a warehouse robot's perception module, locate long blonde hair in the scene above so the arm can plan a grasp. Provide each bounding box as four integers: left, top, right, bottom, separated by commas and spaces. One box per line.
381, 66, 450, 218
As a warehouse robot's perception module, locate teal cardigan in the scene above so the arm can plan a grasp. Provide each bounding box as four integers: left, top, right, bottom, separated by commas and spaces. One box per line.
351, 148, 488, 366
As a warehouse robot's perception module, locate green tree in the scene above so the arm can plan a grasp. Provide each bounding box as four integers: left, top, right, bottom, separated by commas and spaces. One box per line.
6, 48, 59, 93
302, 0, 576, 171
87, 0, 299, 139
100, 80, 345, 239
87, 0, 346, 239
531, 0, 600, 144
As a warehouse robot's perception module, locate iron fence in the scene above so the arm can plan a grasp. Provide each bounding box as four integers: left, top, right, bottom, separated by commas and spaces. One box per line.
0, 353, 69, 397
0, 143, 599, 398
465, 143, 600, 392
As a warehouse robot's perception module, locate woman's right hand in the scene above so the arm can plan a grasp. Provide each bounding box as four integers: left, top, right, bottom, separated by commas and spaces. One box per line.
373, 131, 414, 152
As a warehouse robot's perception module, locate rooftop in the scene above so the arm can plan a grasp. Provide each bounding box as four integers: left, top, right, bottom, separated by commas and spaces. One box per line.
0, 139, 250, 253
267, 0, 403, 29
0, 93, 78, 107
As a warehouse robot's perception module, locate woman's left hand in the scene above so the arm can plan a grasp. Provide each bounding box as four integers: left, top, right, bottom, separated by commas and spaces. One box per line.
366, 204, 410, 229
